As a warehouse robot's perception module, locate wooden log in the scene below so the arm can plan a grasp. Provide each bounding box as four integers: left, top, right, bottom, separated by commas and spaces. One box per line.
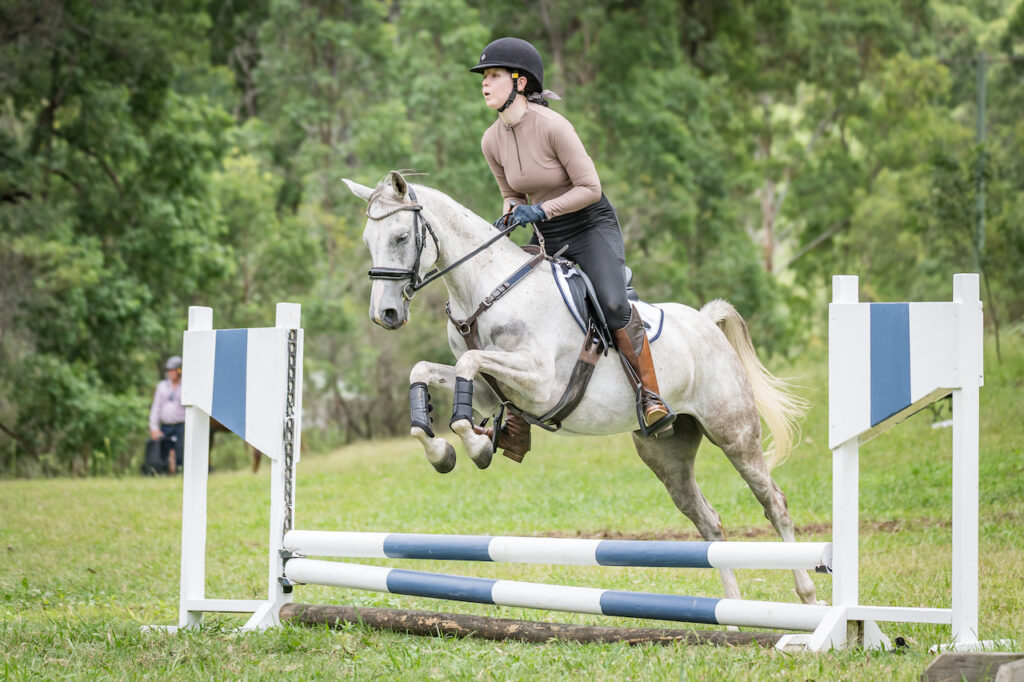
921, 652, 1024, 682
995, 658, 1024, 682
280, 603, 783, 647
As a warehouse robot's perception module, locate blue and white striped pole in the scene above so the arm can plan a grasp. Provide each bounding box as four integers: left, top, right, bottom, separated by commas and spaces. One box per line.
283, 558, 831, 631
283, 530, 832, 571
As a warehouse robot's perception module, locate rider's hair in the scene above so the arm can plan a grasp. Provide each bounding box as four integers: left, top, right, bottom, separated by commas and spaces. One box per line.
526, 90, 550, 107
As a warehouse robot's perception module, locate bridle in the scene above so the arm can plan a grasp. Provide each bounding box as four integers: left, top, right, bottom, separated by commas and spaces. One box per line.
365, 185, 441, 301
365, 184, 520, 301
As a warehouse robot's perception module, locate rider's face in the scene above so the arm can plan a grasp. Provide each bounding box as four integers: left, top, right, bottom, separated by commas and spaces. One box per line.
481, 68, 525, 110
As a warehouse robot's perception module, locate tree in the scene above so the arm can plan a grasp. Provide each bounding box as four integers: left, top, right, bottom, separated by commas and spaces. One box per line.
0, 0, 234, 474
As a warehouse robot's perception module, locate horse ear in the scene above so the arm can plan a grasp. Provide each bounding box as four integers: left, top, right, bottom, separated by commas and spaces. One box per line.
342, 178, 373, 202
389, 170, 408, 199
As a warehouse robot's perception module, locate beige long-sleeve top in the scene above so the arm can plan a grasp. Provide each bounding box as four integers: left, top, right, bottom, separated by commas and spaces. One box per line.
481, 103, 602, 219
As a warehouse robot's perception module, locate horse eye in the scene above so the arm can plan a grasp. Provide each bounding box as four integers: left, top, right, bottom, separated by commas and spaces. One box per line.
395, 233, 410, 245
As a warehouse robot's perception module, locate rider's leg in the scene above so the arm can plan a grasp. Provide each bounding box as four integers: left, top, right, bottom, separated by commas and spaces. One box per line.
568, 222, 674, 432
612, 305, 673, 430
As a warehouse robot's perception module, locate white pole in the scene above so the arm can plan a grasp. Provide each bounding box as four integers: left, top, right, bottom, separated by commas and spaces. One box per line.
178, 306, 213, 629
951, 274, 982, 646
830, 277, 860, 621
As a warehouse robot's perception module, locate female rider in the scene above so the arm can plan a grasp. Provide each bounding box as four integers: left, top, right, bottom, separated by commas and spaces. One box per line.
469, 37, 674, 456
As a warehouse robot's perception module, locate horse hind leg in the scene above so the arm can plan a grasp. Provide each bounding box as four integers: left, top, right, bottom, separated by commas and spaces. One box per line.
711, 418, 822, 605
631, 416, 742, 601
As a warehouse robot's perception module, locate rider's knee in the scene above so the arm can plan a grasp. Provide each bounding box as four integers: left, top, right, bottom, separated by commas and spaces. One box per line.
605, 296, 633, 330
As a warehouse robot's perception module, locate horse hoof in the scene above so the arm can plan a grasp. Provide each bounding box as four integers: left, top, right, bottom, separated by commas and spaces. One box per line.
471, 448, 492, 470
430, 443, 457, 474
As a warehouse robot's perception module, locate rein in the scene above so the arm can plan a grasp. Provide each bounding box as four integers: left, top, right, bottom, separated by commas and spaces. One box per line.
365, 185, 519, 301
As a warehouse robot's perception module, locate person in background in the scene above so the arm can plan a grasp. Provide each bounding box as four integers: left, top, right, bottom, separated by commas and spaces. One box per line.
149, 356, 185, 474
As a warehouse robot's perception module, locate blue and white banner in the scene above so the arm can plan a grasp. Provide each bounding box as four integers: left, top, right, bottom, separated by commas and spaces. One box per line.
181, 326, 302, 460
829, 301, 967, 448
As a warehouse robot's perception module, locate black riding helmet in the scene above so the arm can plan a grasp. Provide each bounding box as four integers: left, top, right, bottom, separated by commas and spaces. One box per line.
469, 37, 544, 112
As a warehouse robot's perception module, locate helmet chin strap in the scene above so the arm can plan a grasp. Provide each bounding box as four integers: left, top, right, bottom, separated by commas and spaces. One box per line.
498, 71, 519, 113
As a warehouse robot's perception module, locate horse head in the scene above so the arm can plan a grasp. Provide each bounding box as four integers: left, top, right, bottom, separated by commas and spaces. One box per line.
343, 171, 440, 330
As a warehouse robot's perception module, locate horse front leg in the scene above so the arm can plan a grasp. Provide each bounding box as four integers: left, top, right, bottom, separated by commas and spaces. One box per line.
409, 361, 499, 473
450, 348, 550, 470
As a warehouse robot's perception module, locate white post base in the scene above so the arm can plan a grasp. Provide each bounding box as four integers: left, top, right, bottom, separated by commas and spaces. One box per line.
242, 599, 289, 631
776, 608, 892, 653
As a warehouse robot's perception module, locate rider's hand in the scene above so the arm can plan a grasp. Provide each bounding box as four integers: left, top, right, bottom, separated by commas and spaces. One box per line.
150, 429, 163, 441
509, 203, 546, 227
493, 199, 521, 229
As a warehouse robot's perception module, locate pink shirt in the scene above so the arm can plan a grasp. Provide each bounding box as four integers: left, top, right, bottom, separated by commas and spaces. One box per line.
149, 379, 185, 431
481, 103, 602, 219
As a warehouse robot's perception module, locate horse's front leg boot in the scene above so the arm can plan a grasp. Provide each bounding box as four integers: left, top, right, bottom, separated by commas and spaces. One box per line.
448, 376, 494, 469
407, 383, 455, 472
409, 382, 435, 437
449, 377, 474, 428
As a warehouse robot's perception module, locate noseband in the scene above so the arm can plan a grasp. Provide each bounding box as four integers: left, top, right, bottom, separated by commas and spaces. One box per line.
365, 186, 441, 301
365, 185, 520, 301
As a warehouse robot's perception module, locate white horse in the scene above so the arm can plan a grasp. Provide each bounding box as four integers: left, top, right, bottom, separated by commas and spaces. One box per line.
343, 171, 819, 605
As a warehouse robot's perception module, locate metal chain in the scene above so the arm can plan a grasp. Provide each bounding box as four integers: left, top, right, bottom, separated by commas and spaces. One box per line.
282, 329, 298, 538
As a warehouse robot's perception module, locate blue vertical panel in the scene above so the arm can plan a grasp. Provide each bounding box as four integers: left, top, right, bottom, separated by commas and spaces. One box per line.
869, 304, 911, 426
211, 329, 248, 440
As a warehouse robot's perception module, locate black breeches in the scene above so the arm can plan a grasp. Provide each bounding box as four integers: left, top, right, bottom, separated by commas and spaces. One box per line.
532, 196, 632, 330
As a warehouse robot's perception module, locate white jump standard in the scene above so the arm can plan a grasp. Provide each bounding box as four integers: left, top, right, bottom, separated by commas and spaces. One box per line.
151, 276, 995, 652
148, 302, 303, 631
777, 273, 988, 652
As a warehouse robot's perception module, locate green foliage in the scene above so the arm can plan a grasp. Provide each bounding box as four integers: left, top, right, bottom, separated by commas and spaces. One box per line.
1, 0, 1023, 475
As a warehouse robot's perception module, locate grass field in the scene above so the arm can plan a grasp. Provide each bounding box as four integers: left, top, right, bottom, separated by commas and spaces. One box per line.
2, 338, 1022, 680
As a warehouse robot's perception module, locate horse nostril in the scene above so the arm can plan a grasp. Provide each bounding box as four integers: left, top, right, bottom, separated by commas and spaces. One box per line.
382, 308, 399, 327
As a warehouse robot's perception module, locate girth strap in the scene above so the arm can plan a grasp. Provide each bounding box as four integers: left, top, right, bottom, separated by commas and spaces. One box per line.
529, 324, 604, 429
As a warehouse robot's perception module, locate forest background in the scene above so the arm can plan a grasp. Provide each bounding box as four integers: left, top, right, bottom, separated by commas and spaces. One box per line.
1, 0, 1022, 476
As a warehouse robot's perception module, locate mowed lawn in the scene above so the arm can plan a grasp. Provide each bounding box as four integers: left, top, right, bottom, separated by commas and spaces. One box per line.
1, 338, 1022, 680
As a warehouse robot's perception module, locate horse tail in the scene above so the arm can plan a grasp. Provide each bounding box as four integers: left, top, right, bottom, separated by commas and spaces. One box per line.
700, 299, 807, 470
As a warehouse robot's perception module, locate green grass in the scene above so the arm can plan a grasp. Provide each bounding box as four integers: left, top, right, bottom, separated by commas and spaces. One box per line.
1, 336, 1023, 680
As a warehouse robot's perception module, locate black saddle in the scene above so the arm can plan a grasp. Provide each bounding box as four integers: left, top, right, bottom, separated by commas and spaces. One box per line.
558, 261, 640, 349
